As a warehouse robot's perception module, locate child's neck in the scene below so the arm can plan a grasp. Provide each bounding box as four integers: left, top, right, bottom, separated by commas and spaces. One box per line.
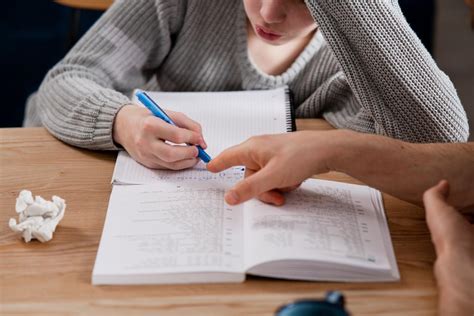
247, 21, 315, 76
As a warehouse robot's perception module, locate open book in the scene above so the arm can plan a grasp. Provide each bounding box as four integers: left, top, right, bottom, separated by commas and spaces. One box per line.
112, 87, 295, 184
92, 176, 399, 285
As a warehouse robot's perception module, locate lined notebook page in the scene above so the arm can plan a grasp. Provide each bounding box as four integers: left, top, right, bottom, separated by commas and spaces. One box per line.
113, 87, 291, 184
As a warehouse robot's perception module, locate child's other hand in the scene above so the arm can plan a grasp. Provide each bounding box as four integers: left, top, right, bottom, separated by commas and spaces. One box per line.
113, 105, 207, 170
207, 131, 338, 206
423, 180, 474, 316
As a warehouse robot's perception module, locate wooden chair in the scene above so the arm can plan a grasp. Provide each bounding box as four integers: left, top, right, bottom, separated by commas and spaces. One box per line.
467, 0, 474, 29
54, 0, 113, 47
54, 0, 113, 11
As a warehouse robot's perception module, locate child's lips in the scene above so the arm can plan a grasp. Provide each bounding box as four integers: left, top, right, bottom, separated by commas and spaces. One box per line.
255, 25, 282, 41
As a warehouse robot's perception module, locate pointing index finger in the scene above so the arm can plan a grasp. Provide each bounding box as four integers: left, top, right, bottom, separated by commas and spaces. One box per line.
207, 145, 249, 173
224, 163, 280, 205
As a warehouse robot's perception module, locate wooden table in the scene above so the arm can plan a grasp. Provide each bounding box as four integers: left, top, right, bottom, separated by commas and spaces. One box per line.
0, 121, 437, 315
54, 0, 113, 48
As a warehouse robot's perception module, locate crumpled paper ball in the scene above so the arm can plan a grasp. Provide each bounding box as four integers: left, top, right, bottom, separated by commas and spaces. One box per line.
9, 190, 66, 242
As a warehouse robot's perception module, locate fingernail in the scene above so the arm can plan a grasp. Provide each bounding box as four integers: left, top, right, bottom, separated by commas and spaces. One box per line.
274, 196, 285, 206
225, 191, 239, 205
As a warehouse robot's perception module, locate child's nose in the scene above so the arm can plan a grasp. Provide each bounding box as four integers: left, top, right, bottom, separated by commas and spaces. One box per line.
260, 0, 287, 24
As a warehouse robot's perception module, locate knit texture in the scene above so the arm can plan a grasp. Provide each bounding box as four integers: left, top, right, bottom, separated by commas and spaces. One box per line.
24, 0, 469, 150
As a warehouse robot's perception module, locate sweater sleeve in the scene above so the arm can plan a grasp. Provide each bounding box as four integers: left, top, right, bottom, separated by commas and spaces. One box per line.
35, 0, 183, 150
304, 0, 469, 143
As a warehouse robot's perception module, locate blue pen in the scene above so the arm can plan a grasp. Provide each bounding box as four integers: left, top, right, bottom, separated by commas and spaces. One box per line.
136, 91, 212, 163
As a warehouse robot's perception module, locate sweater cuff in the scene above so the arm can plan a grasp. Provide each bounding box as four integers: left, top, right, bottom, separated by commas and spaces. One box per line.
87, 90, 131, 150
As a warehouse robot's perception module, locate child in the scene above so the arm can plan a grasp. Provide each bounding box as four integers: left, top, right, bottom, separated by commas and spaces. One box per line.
24, 0, 469, 170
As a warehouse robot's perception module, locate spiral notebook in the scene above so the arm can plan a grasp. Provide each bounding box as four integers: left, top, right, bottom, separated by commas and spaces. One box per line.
112, 87, 295, 185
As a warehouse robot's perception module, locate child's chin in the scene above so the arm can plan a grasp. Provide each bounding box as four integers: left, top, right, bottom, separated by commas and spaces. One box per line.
259, 36, 287, 46
267, 40, 288, 46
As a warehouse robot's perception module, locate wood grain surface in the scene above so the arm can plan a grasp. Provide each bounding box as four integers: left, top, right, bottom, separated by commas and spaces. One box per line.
0, 120, 437, 315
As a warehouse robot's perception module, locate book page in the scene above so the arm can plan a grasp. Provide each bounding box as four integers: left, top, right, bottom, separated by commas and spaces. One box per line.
243, 179, 393, 271
93, 181, 244, 283
112, 87, 289, 184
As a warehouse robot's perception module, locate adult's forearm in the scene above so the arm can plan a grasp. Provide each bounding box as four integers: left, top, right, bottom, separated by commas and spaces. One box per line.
328, 130, 474, 208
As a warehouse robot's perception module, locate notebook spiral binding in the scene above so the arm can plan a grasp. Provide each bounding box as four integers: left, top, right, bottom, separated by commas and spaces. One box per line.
285, 86, 297, 132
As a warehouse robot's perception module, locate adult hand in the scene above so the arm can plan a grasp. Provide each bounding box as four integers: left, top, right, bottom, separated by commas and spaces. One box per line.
113, 105, 207, 170
423, 180, 474, 316
207, 130, 343, 205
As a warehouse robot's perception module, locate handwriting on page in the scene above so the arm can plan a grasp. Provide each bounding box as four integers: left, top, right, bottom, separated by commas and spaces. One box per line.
253, 187, 367, 258
113, 151, 244, 185
245, 181, 388, 268
108, 186, 242, 272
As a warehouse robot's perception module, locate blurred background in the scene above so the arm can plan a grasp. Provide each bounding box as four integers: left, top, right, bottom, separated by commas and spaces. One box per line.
1, 0, 473, 139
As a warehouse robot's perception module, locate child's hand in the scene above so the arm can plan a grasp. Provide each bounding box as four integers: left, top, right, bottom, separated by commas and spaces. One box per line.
423, 180, 474, 316
113, 105, 207, 170
207, 131, 339, 205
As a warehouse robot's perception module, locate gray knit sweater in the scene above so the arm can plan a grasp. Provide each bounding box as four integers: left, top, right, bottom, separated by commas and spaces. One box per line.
24, 0, 469, 150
